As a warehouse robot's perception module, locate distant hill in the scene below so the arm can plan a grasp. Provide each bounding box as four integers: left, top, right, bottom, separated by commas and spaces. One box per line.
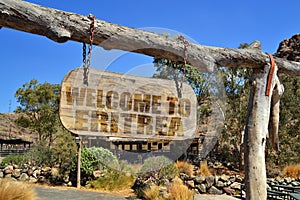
0, 113, 36, 142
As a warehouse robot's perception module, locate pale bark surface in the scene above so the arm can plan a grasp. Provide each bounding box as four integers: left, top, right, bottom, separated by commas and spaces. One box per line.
1, 0, 300, 75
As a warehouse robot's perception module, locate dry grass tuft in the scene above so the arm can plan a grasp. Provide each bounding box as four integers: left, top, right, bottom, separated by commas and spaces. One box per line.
0, 178, 37, 200
283, 164, 300, 178
196, 160, 211, 176
168, 177, 194, 200
175, 161, 194, 177
143, 185, 165, 200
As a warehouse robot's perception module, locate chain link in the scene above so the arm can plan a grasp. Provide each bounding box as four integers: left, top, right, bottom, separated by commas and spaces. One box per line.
83, 14, 95, 86
178, 35, 190, 97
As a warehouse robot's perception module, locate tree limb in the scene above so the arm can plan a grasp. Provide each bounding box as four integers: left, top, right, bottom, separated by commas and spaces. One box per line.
1, 0, 300, 75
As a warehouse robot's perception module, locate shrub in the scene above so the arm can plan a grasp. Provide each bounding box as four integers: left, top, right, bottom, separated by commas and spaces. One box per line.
26, 140, 54, 167
175, 161, 194, 177
0, 178, 37, 200
0, 154, 27, 168
196, 160, 211, 176
119, 160, 141, 176
143, 185, 165, 200
139, 156, 178, 182
88, 169, 135, 191
283, 164, 300, 178
87, 146, 119, 169
168, 177, 194, 200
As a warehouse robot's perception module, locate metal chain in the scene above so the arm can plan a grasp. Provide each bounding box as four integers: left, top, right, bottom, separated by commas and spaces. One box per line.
178, 35, 190, 97
83, 14, 95, 86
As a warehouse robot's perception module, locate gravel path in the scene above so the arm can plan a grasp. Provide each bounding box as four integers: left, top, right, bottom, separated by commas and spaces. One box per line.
34, 185, 244, 200
195, 194, 243, 200
33, 186, 133, 200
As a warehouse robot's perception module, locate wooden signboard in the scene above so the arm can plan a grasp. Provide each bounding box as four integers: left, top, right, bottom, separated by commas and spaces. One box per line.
60, 68, 197, 139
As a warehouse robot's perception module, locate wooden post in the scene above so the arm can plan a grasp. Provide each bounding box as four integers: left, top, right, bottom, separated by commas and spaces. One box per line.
244, 62, 276, 199
76, 137, 82, 189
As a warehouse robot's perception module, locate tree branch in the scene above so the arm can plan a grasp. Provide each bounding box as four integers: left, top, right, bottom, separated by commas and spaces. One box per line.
1, 0, 299, 75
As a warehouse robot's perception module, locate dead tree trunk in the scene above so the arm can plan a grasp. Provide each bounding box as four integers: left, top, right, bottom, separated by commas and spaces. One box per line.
1, 0, 300, 199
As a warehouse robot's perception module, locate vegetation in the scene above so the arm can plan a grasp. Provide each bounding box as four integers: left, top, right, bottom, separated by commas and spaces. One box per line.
283, 164, 300, 178
12, 79, 77, 176
143, 185, 164, 200
153, 41, 300, 172
168, 177, 194, 200
74, 147, 119, 177
196, 160, 211, 176
88, 169, 135, 191
0, 179, 37, 200
139, 156, 178, 181
175, 161, 194, 177
0, 154, 28, 168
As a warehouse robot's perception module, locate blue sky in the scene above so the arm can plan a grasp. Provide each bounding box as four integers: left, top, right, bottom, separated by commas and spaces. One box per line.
0, 0, 299, 113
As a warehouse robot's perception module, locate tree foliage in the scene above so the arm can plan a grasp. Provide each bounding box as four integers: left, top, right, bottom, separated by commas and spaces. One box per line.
14, 79, 61, 142
14, 79, 77, 173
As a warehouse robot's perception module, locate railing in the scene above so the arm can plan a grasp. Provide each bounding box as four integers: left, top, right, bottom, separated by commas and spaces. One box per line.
0, 148, 31, 157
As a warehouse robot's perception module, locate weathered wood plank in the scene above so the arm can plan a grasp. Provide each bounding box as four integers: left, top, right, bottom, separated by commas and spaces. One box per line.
1, 0, 300, 75
60, 68, 197, 140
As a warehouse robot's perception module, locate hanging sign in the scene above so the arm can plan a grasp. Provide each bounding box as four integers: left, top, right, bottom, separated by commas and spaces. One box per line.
59, 68, 197, 139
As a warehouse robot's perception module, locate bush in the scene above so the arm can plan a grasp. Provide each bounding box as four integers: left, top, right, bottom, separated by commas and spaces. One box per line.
175, 161, 194, 177
0, 178, 37, 200
87, 146, 119, 169
26, 140, 54, 167
196, 160, 211, 176
0, 154, 27, 168
73, 147, 119, 180
139, 156, 178, 182
88, 169, 135, 191
119, 160, 141, 176
283, 164, 300, 178
168, 177, 194, 200
143, 185, 165, 200
140, 156, 173, 174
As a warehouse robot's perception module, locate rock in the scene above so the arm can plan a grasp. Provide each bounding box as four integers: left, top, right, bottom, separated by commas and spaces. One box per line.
19, 173, 29, 181
38, 176, 46, 183
196, 184, 206, 193
205, 176, 215, 188
12, 169, 21, 178
208, 186, 223, 195
235, 175, 243, 183
93, 170, 101, 178
13, 164, 19, 169
194, 176, 206, 184
67, 181, 72, 186
219, 174, 230, 182
292, 181, 300, 186
63, 174, 69, 183
180, 173, 189, 181
216, 181, 224, 188
223, 187, 235, 195
29, 176, 37, 183
0, 171, 3, 178
230, 182, 241, 190
4, 173, 12, 178
186, 180, 194, 188
284, 177, 292, 184
4, 165, 13, 171
27, 168, 33, 176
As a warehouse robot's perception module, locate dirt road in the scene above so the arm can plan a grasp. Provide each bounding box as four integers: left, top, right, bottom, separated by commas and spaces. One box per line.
33, 186, 135, 200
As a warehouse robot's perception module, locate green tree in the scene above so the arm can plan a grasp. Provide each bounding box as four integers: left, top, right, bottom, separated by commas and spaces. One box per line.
14, 79, 77, 172
14, 79, 61, 143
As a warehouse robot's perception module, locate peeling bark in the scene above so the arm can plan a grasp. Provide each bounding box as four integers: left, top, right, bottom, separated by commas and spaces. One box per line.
1, 0, 300, 75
